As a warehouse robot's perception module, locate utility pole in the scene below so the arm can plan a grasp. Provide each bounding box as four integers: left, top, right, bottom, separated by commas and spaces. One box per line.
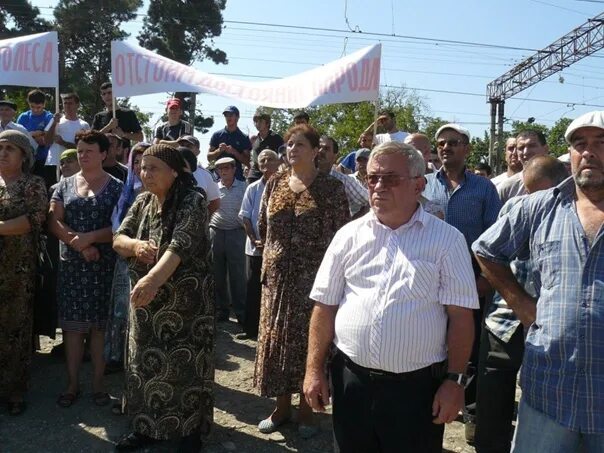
486, 12, 604, 173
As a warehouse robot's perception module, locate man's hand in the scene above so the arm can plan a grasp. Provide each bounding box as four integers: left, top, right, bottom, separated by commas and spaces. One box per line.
68, 231, 94, 252
303, 367, 330, 412
31, 130, 46, 146
432, 380, 464, 424
106, 117, 118, 131
516, 295, 537, 328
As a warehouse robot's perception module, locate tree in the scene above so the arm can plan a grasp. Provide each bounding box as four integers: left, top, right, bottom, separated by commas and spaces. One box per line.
138, 0, 228, 133
0, 1, 50, 38
547, 117, 572, 157
53, 0, 142, 122
0, 3, 51, 106
263, 87, 427, 156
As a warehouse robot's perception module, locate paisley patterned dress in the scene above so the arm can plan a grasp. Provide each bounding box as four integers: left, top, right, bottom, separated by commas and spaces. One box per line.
0, 174, 48, 398
116, 190, 214, 440
254, 170, 349, 397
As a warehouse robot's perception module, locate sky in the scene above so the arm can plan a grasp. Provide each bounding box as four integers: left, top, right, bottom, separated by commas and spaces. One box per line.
28, 0, 604, 161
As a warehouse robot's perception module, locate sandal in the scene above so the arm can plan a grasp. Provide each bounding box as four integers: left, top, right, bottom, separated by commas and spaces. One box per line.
112, 401, 126, 415
57, 391, 80, 408
7, 400, 26, 416
92, 391, 110, 407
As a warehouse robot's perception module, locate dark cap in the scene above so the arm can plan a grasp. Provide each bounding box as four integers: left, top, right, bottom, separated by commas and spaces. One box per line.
178, 135, 200, 148
223, 105, 240, 116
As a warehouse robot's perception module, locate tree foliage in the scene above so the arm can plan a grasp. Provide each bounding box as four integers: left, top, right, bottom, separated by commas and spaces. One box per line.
53, 0, 142, 122
0, 1, 50, 39
138, 0, 228, 133
264, 88, 429, 156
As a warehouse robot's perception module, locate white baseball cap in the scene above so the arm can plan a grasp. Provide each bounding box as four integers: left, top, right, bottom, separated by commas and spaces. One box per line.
564, 111, 604, 143
435, 123, 471, 142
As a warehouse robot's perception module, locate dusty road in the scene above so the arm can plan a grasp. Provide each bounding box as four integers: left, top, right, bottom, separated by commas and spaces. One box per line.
0, 321, 476, 452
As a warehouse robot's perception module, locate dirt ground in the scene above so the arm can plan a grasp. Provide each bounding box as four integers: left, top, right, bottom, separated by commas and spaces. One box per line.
0, 321, 476, 452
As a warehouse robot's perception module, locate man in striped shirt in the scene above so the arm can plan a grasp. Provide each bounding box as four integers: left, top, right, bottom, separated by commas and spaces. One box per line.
473, 111, 604, 453
304, 141, 479, 453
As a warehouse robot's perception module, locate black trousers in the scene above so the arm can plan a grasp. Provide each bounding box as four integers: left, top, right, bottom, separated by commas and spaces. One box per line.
474, 326, 524, 453
244, 255, 262, 337
464, 295, 487, 422
330, 350, 445, 453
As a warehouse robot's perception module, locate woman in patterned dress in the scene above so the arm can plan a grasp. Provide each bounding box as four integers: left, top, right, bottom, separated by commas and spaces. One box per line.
254, 125, 349, 437
113, 144, 214, 453
49, 131, 123, 407
0, 130, 48, 415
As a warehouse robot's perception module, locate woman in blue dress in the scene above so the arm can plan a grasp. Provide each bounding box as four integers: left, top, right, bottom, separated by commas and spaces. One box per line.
49, 130, 123, 407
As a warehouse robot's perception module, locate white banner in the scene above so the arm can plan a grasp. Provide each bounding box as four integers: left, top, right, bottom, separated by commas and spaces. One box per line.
0, 32, 59, 88
111, 41, 381, 108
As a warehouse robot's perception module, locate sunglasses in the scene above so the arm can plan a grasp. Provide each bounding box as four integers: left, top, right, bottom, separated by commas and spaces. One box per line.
366, 174, 417, 188
436, 139, 464, 148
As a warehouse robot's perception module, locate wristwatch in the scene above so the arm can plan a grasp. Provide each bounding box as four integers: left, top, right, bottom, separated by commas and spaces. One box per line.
445, 372, 468, 386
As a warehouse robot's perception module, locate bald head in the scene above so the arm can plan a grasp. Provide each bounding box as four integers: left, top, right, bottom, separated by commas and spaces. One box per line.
404, 133, 431, 162
523, 155, 569, 194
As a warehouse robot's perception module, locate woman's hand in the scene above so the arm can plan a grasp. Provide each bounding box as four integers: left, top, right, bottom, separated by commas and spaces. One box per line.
81, 246, 100, 262
68, 231, 94, 252
134, 240, 158, 265
130, 274, 160, 308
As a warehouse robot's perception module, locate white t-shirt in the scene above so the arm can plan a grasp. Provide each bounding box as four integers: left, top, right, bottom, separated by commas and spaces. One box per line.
193, 166, 220, 201
374, 130, 408, 145
44, 117, 90, 165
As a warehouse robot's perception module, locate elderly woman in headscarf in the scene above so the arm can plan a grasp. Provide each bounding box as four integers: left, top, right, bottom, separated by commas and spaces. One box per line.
113, 144, 214, 452
0, 130, 48, 415
105, 141, 150, 375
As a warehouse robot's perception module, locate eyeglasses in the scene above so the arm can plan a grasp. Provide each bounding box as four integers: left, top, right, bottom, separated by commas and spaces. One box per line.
436, 139, 464, 148
366, 174, 417, 188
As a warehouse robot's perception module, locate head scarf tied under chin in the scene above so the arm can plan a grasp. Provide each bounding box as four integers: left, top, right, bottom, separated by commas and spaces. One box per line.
141, 143, 197, 236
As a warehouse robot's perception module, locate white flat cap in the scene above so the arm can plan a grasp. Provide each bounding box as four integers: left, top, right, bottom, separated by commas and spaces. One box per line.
215, 157, 236, 166
435, 123, 471, 142
564, 111, 604, 143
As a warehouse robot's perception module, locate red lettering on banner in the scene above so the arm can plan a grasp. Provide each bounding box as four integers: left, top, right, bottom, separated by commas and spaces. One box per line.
359, 59, 372, 91
346, 62, 358, 91
22, 44, 32, 71
15, 44, 25, 71
32, 43, 40, 71
153, 60, 164, 82
126, 53, 136, 85
41, 42, 52, 73
134, 55, 143, 84
0, 47, 11, 71
368, 57, 380, 90
114, 55, 125, 86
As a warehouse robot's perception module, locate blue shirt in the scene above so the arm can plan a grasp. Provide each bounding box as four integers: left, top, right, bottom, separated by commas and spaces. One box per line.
209, 127, 252, 181
472, 177, 604, 434
17, 110, 53, 162
424, 168, 501, 252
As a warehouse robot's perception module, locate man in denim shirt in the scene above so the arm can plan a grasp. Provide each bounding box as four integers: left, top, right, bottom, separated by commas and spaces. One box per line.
473, 111, 604, 453
424, 123, 502, 441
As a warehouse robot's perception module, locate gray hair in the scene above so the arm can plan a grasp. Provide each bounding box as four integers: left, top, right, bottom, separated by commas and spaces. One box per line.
258, 148, 279, 160
369, 141, 426, 178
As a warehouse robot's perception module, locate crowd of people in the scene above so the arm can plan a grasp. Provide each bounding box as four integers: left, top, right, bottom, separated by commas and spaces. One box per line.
0, 84, 602, 453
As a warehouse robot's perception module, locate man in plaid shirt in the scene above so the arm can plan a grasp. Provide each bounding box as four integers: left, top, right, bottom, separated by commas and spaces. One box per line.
473, 111, 604, 453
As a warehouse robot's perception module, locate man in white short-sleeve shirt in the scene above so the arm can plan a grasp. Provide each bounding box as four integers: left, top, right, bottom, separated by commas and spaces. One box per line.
304, 141, 478, 453
44, 93, 90, 169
